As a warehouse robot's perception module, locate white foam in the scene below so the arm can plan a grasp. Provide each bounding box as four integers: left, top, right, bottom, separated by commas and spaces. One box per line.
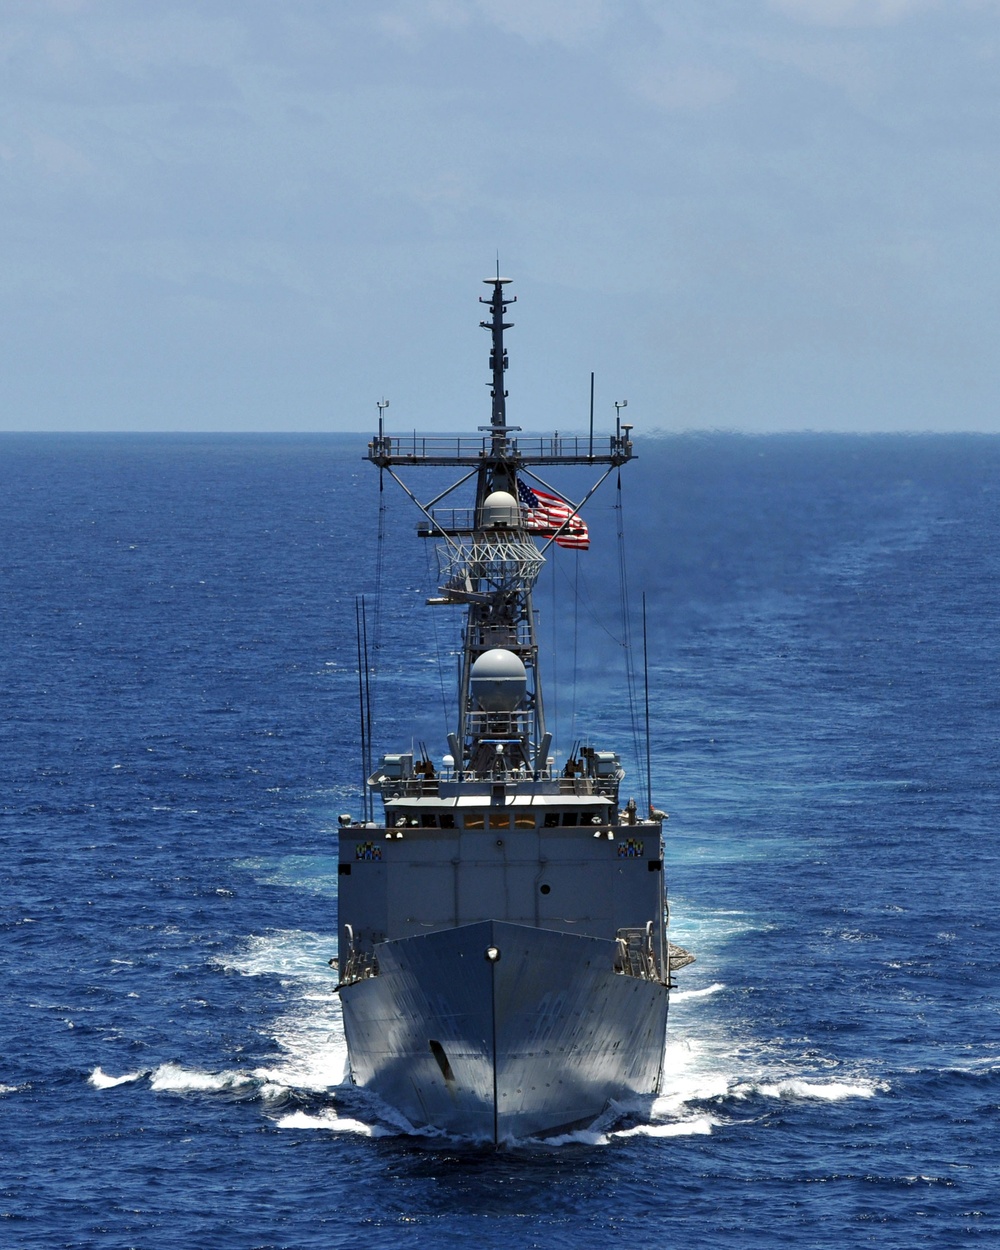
257, 1082, 289, 1101
614, 1115, 718, 1138
219, 930, 349, 1093
0, 1083, 20, 1095
87, 934, 346, 1124
667, 903, 760, 953
671, 982, 726, 1004
91, 1060, 306, 1103
540, 1128, 611, 1147
89, 1066, 143, 1089
139, 920, 886, 1146
946, 1057, 1000, 1074
252, 999, 348, 1093
275, 1109, 392, 1137
735, 1078, 880, 1102
219, 929, 338, 983
253, 1022, 348, 1088
149, 1062, 256, 1094
653, 1070, 731, 1115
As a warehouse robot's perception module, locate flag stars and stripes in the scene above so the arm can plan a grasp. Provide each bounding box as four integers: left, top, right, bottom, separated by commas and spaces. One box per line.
516, 479, 590, 550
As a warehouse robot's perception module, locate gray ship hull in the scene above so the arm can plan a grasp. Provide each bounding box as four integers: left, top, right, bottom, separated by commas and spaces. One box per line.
340, 920, 669, 1143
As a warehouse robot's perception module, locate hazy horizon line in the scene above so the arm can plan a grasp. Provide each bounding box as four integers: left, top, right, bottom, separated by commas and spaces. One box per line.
1, 427, 998, 438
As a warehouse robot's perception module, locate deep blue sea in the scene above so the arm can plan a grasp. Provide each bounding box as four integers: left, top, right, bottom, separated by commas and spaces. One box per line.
2, 432, 998, 1248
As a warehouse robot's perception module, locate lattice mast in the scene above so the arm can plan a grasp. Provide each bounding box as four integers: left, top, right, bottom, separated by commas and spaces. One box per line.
458, 276, 542, 776
365, 276, 635, 783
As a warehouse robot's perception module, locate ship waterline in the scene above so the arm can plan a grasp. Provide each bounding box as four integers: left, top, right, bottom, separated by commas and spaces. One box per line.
340, 921, 670, 1142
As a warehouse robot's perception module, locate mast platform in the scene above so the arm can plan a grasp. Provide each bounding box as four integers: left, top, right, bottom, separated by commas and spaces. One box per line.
366, 431, 634, 469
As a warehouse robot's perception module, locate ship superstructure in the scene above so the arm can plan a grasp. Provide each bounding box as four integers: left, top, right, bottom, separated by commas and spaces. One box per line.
336, 277, 690, 1143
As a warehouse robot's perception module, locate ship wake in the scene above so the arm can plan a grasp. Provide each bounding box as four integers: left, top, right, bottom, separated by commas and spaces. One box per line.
86, 928, 885, 1146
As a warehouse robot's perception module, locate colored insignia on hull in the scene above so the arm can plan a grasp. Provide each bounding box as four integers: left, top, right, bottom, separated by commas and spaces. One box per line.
617, 838, 644, 858
355, 841, 383, 861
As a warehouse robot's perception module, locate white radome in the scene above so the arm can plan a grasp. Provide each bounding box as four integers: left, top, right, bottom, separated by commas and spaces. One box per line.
481, 490, 519, 528
470, 647, 526, 711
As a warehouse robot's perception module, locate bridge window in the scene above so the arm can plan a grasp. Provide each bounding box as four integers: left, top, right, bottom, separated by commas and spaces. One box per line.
464, 812, 485, 829
514, 813, 536, 829
489, 812, 510, 830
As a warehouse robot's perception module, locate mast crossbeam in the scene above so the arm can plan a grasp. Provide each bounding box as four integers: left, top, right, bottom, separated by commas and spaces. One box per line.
365, 277, 630, 776
367, 433, 633, 469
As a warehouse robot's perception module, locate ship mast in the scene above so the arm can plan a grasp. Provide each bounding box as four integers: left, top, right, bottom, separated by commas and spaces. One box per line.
461, 276, 538, 775
366, 277, 634, 783
483, 275, 512, 441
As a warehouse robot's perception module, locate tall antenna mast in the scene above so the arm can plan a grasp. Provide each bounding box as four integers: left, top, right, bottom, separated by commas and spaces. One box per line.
479, 276, 516, 438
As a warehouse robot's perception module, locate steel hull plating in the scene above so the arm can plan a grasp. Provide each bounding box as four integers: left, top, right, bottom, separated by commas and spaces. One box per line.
340, 920, 669, 1143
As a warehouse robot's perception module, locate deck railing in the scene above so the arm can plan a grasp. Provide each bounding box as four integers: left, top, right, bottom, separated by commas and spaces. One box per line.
368, 433, 632, 466
615, 924, 661, 982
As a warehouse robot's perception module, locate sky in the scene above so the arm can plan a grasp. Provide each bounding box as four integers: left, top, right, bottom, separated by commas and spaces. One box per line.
2, 0, 1000, 434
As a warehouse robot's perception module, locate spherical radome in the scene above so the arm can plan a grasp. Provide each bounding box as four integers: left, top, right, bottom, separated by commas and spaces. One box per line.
470, 647, 527, 711
481, 491, 519, 528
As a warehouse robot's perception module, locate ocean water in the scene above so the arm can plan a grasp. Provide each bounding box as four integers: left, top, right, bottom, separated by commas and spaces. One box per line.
1, 431, 998, 1248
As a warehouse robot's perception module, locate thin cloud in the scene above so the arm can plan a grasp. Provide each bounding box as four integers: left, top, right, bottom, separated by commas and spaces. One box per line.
475, 0, 610, 46
768, 0, 939, 26
746, 34, 883, 108
375, 0, 610, 48
631, 62, 738, 112
30, 129, 93, 176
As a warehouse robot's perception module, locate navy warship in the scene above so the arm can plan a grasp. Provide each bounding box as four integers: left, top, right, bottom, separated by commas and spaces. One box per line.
335, 277, 692, 1143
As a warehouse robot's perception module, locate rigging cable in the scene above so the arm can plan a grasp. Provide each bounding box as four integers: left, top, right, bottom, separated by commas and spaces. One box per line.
642, 592, 652, 818
549, 548, 558, 751
362, 467, 387, 820
355, 596, 369, 822
361, 595, 374, 821
615, 470, 645, 805
550, 537, 625, 645
360, 470, 387, 810
424, 538, 453, 735
369, 467, 387, 775
571, 552, 580, 746
374, 468, 386, 615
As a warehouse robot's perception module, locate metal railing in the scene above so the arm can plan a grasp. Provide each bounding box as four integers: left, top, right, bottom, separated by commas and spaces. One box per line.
615, 924, 661, 982
368, 433, 632, 466
418, 505, 583, 536
381, 779, 441, 798
339, 944, 380, 988
418, 506, 551, 534
370, 771, 629, 797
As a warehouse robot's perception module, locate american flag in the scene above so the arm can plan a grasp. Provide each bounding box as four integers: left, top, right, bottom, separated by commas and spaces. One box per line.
516, 479, 590, 550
